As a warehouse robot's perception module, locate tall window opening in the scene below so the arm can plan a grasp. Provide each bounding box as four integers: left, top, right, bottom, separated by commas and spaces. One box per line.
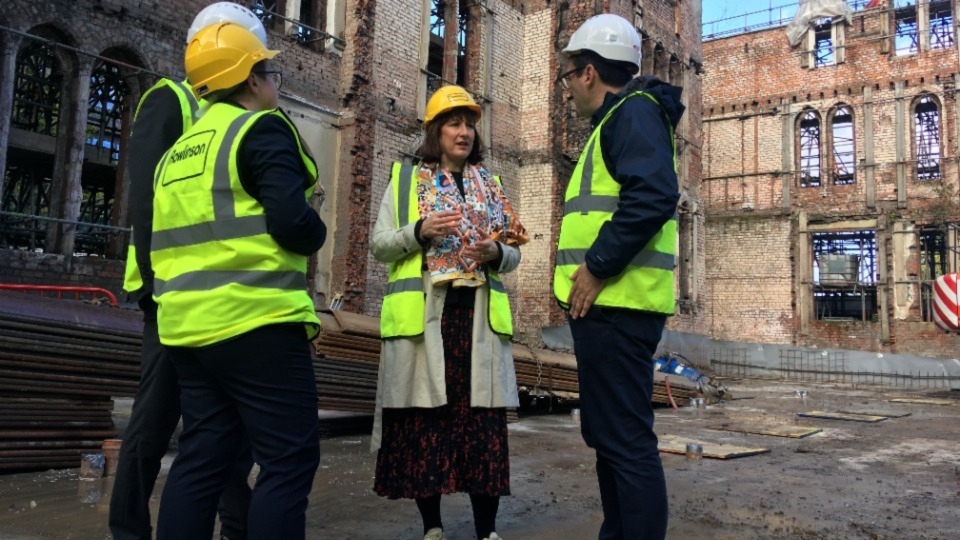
3, 38, 64, 252
251, 0, 282, 31
930, 0, 954, 51
914, 95, 941, 181
919, 227, 949, 322
814, 20, 834, 67
831, 106, 855, 185
425, 1, 469, 102
86, 60, 126, 165
894, 0, 919, 55
798, 110, 822, 188
12, 41, 62, 136
813, 230, 878, 321
77, 58, 130, 256
295, 0, 322, 49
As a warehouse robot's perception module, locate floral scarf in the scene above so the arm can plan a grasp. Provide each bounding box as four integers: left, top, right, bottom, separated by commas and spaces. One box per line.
416, 163, 528, 287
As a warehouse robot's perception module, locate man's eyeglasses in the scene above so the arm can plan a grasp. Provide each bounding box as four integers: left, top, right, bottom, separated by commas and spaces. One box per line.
556, 67, 584, 89
253, 70, 283, 90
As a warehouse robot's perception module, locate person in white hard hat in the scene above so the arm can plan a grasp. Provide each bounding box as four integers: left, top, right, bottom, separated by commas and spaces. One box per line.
553, 13, 684, 540
110, 5, 268, 539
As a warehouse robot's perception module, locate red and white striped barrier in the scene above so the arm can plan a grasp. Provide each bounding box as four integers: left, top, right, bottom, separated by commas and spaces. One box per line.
933, 273, 960, 332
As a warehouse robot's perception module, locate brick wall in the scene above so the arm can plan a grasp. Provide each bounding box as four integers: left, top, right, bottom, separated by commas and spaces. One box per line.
701, 3, 960, 358
2, 0, 707, 344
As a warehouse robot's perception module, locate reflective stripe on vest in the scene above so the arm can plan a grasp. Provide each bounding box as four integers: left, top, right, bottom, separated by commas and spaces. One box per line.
122, 79, 199, 294
151, 102, 320, 347
553, 90, 678, 316
380, 163, 514, 338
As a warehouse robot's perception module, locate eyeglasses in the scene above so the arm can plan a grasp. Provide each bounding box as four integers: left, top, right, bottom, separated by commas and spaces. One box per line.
556, 67, 584, 89
253, 70, 283, 90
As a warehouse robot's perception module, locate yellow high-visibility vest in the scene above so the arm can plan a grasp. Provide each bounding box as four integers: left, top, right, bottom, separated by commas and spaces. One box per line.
380, 162, 514, 338
151, 102, 320, 346
554, 91, 678, 316
122, 79, 200, 294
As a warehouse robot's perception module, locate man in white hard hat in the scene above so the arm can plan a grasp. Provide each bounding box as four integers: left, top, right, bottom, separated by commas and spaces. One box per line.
553, 13, 684, 540
110, 4, 268, 539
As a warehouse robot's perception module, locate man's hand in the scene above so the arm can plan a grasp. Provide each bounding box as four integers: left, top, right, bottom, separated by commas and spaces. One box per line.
568, 263, 605, 320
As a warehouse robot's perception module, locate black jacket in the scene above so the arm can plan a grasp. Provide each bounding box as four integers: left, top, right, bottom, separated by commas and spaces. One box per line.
584, 76, 684, 281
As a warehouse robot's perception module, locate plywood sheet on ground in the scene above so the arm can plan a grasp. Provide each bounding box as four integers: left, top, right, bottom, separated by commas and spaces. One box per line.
796, 411, 887, 422
707, 424, 821, 438
889, 398, 956, 406
658, 434, 769, 459
839, 409, 911, 418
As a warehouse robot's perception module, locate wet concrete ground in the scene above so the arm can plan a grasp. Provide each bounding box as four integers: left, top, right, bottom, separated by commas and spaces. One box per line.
2, 379, 960, 539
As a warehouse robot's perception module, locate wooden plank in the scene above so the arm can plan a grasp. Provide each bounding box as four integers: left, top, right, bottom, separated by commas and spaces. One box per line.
708, 424, 822, 439
796, 411, 887, 423
658, 434, 770, 460
838, 409, 912, 418
331, 310, 381, 338
889, 398, 956, 406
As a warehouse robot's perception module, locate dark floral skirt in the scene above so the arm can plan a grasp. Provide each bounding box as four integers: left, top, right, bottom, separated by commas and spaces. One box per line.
374, 304, 510, 500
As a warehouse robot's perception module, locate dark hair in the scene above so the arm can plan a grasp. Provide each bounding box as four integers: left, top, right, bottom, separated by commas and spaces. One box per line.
416, 108, 484, 165
571, 50, 636, 88
207, 60, 269, 103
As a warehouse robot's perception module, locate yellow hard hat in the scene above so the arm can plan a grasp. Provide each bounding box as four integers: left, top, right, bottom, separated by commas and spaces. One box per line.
185, 22, 279, 97
424, 85, 481, 125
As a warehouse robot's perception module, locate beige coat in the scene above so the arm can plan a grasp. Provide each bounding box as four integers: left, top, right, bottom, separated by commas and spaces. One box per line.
370, 176, 521, 450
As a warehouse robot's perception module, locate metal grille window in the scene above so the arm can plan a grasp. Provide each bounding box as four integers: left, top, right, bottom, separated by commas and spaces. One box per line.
831, 106, 855, 185
894, 1, 919, 56
813, 230, 878, 321
0, 158, 52, 251
930, 0, 954, 51
86, 60, 127, 165
12, 41, 62, 136
914, 95, 941, 181
919, 227, 949, 322
798, 110, 821, 188
814, 20, 834, 67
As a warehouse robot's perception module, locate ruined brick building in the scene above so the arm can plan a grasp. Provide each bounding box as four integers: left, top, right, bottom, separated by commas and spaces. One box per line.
0, 0, 704, 342
702, 0, 960, 358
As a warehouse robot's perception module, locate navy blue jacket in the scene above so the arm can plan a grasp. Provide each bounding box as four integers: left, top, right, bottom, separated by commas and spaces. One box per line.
585, 76, 684, 281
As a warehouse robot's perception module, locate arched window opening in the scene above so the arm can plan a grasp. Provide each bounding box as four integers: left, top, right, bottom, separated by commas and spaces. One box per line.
831, 106, 855, 185
914, 95, 941, 181
75, 58, 131, 256
798, 110, 821, 188
12, 40, 62, 136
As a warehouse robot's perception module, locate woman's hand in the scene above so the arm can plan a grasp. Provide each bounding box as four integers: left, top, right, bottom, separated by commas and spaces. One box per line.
461, 230, 499, 264
420, 210, 462, 240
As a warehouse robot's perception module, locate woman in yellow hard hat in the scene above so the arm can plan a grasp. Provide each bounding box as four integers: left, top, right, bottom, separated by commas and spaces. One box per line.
370, 85, 528, 540
152, 22, 325, 540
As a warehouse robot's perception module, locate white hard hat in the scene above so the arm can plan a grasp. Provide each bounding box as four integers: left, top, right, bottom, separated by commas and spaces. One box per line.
563, 13, 641, 72
187, 2, 268, 46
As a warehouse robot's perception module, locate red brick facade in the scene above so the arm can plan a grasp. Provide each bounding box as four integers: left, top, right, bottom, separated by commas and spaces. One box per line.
702, 0, 960, 357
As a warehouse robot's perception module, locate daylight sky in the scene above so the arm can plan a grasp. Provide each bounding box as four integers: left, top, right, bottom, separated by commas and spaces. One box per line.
702, 0, 801, 38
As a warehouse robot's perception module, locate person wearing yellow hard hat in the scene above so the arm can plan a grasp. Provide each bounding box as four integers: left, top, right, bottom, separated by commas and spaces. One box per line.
151, 21, 326, 540
370, 85, 528, 540
555, 13, 684, 540
111, 4, 267, 540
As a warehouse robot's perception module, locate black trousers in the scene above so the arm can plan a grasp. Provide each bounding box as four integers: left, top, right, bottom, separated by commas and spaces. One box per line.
108, 297, 252, 540
570, 307, 668, 540
156, 323, 320, 540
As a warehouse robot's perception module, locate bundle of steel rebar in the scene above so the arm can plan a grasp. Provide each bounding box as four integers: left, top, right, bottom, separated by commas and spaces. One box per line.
313, 311, 380, 414
0, 291, 142, 471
